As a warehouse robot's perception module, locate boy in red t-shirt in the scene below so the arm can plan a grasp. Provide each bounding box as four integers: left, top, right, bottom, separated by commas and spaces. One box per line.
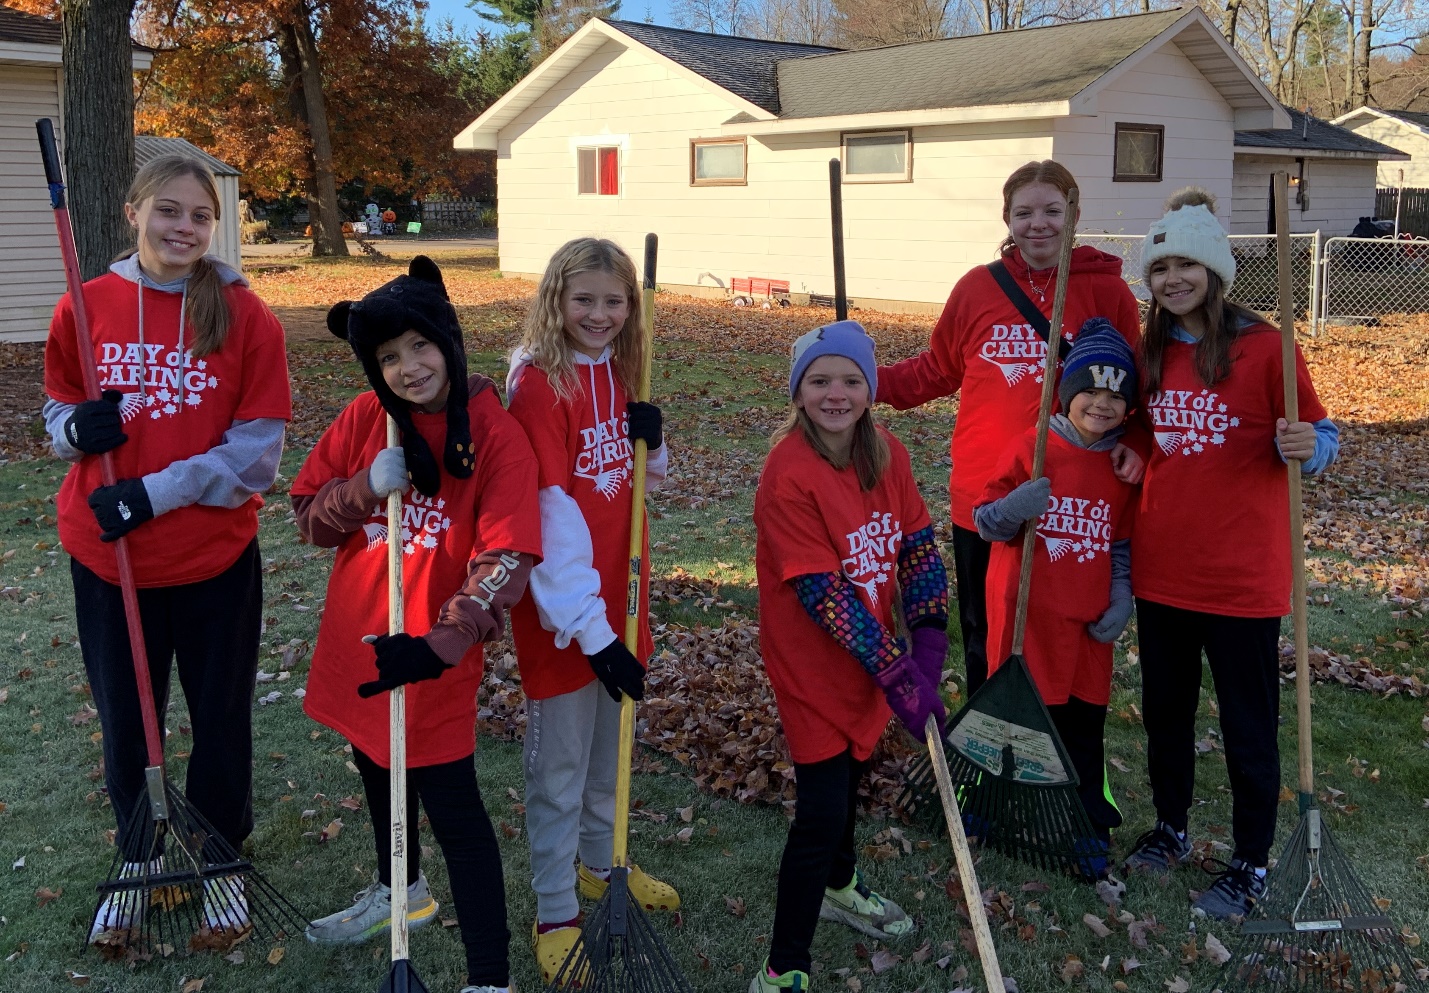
974, 320, 1139, 883
292, 257, 542, 993
753, 321, 949, 993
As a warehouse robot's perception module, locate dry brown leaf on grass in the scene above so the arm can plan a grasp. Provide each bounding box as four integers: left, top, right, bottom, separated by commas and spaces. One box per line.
1082, 912, 1112, 938
267, 947, 285, 965
180, 979, 205, 993
870, 949, 901, 974
724, 895, 746, 918
35, 885, 61, 907
1165, 977, 1191, 993
1203, 932, 1232, 965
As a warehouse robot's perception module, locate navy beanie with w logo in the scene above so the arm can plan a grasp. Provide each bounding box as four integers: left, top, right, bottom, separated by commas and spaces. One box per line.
1059, 318, 1139, 410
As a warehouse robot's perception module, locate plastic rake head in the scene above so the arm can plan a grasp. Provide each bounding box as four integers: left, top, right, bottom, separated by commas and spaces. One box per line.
545, 867, 694, 993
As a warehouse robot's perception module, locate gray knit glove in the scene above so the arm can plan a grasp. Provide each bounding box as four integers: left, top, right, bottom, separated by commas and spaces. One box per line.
367, 447, 410, 499
1087, 599, 1133, 643
998, 476, 1051, 524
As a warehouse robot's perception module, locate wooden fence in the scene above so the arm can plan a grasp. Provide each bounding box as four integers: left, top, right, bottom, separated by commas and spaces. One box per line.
1376, 187, 1429, 239
421, 199, 494, 231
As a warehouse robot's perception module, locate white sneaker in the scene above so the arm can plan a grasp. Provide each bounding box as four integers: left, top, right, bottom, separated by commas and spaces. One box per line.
89, 858, 162, 942
460, 987, 513, 993
202, 876, 249, 930
305, 872, 438, 945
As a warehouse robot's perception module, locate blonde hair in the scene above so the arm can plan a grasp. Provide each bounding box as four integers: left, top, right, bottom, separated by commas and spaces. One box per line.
771, 406, 890, 492
124, 155, 229, 358
521, 238, 646, 402
997, 159, 1079, 259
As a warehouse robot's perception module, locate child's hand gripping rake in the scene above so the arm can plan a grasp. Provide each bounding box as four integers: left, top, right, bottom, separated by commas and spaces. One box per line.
36, 118, 307, 957
1215, 173, 1419, 993
546, 234, 693, 993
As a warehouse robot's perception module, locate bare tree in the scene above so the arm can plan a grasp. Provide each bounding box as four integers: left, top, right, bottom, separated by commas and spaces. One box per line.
746, 0, 837, 44
671, 0, 749, 33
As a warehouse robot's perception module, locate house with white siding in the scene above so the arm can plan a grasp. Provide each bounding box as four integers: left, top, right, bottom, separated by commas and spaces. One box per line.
456, 7, 1315, 309
0, 5, 154, 342
1330, 108, 1429, 188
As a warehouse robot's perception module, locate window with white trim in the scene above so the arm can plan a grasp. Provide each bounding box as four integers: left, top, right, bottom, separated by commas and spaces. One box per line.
841, 131, 911, 183
1113, 123, 1163, 182
578, 146, 620, 196
690, 138, 746, 186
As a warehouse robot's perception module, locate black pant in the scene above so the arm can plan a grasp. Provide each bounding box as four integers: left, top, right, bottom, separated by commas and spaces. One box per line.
1048, 696, 1122, 842
353, 747, 510, 987
73, 540, 261, 859
1136, 598, 1281, 867
769, 751, 870, 975
952, 524, 992, 697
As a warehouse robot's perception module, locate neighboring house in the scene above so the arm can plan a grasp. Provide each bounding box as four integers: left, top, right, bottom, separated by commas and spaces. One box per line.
1232, 106, 1408, 235
135, 135, 242, 271
455, 6, 1297, 309
1331, 107, 1429, 187
0, 4, 153, 343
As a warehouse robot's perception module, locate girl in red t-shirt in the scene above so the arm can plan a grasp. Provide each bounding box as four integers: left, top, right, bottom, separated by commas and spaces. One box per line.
752, 321, 949, 993
504, 238, 675, 983
1122, 188, 1337, 921
877, 160, 1144, 701
43, 156, 291, 940
293, 258, 542, 993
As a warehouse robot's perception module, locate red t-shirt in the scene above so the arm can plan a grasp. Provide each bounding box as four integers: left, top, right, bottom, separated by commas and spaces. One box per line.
45, 273, 292, 586
506, 361, 654, 700
979, 430, 1135, 706
292, 388, 542, 768
878, 247, 1142, 530
1133, 326, 1327, 618
754, 428, 933, 764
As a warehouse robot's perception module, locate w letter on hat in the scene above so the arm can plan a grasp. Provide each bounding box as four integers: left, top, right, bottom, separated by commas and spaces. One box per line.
1090, 365, 1128, 393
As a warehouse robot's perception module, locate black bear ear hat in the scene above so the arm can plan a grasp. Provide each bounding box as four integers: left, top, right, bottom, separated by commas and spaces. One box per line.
327, 255, 473, 497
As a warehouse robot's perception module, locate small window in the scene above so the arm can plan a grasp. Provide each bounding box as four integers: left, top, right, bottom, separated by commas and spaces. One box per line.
841, 131, 911, 183
1113, 123, 1163, 182
691, 138, 746, 186
578, 146, 620, 196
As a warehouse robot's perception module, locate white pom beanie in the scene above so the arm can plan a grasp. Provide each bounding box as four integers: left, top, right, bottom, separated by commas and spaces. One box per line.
1142, 203, 1236, 290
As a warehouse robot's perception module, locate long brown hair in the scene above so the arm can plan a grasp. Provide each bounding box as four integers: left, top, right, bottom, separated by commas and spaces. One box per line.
1140, 267, 1264, 395
123, 155, 230, 358
521, 238, 647, 403
997, 159, 1079, 259
771, 406, 890, 492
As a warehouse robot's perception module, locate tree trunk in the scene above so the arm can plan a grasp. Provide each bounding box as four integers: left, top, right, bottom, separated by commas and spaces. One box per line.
59, 0, 137, 281
286, 2, 347, 257
1223, 0, 1240, 42
1354, 0, 1372, 107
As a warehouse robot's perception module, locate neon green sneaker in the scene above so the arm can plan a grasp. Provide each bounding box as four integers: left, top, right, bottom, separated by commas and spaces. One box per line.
749, 960, 810, 993
819, 869, 915, 939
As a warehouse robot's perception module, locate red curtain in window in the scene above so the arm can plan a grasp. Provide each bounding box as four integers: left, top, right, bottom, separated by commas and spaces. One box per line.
599, 147, 619, 196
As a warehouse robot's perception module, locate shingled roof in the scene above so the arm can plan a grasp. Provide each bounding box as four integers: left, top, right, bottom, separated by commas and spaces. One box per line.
0, 4, 60, 46
135, 136, 240, 177
1383, 109, 1429, 131
1236, 105, 1408, 158
607, 21, 837, 115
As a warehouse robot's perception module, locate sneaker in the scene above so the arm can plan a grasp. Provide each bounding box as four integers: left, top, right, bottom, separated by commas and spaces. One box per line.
1121, 820, 1193, 876
305, 872, 439, 944
202, 876, 250, 931
1192, 859, 1267, 920
819, 869, 915, 939
531, 919, 588, 987
1072, 836, 1111, 880
89, 858, 162, 942
577, 862, 680, 911
749, 960, 810, 993
460, 987, 512, 993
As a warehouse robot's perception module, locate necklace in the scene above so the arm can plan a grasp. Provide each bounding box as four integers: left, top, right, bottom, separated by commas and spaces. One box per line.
1026, 267, 1054, 302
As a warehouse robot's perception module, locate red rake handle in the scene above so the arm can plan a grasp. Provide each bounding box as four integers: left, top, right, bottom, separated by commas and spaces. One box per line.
37, 119, 163, 771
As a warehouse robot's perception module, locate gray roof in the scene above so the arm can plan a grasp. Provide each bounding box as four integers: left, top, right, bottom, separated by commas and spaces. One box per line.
0, 4, 60, 45
135, 135, 240, 177
607, 20, 837, 115
1383, 109, 1429, 131
776, 8, 1186, 118
1236, 106, 1405, 157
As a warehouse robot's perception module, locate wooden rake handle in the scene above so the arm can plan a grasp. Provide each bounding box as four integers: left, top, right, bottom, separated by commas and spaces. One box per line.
926, 715, 1005, 993
1010, 187, 1080, 655
612, 233, 658, 870
386, 415, 413, 964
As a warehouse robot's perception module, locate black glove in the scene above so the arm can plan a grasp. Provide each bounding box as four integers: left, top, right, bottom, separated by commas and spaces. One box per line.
87, 478, 153, 543
586, 638, 646, 702
626, 401, 663, 452
356, 633, 450, 698
65, 390, 127, 454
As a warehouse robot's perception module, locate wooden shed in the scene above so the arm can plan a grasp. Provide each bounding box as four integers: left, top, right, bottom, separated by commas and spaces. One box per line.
135, 135, 242, 271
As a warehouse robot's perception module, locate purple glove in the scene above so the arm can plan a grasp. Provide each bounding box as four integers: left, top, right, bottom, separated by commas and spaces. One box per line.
874, 656, 946, 740
909, 626, 947, 692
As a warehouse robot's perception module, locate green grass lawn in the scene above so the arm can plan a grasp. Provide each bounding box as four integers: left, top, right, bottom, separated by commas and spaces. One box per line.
1, 263, 1426, 993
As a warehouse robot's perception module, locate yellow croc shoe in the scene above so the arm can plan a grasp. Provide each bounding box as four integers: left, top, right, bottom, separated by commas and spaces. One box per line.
531, 919, 588, 988
576, 863, 681, 912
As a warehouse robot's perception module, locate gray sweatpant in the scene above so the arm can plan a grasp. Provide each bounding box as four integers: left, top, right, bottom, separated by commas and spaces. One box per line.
523, 679, 621, 923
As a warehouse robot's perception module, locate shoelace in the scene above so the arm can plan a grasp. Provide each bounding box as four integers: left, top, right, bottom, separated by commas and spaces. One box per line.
1199, 858, 1261, 898
1129, 825, 1186, 862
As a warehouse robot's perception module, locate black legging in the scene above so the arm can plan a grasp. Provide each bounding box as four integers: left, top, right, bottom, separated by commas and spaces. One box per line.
769, 751, 871, 975
353, 747, 511, 987
952, 524, 992, 697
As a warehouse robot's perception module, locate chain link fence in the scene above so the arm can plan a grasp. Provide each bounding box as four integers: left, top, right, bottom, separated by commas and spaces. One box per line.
1319, 236, 1429, 327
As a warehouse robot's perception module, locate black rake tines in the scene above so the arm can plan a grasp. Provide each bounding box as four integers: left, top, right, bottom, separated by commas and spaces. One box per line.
86, 786, 310, 959
1214, 811, 1423, 993
545, 867, 693, 993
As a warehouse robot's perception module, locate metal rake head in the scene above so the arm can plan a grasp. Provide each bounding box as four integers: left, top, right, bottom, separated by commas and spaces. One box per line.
546, 868, 693, 993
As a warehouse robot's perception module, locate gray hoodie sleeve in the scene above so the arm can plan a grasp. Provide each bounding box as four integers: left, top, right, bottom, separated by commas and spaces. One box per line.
42, 399, 84, 463
1109, 538, 1131, 602
142, 417, 286, 517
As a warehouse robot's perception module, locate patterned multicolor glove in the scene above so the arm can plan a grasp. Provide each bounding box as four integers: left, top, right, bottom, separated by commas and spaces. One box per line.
909, 625, 948, 692
873, 655, 946, 740
586, 638, 646, 702
1087, 599, 1133, 643
66, 390, 127, 454
87, 478, 153, 542
367, 446, 410, 499
626, 401, 663, 451
356, 633, 450, 698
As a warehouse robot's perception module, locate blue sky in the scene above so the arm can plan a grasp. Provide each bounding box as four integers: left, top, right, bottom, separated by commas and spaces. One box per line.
422, 0, 682, 37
